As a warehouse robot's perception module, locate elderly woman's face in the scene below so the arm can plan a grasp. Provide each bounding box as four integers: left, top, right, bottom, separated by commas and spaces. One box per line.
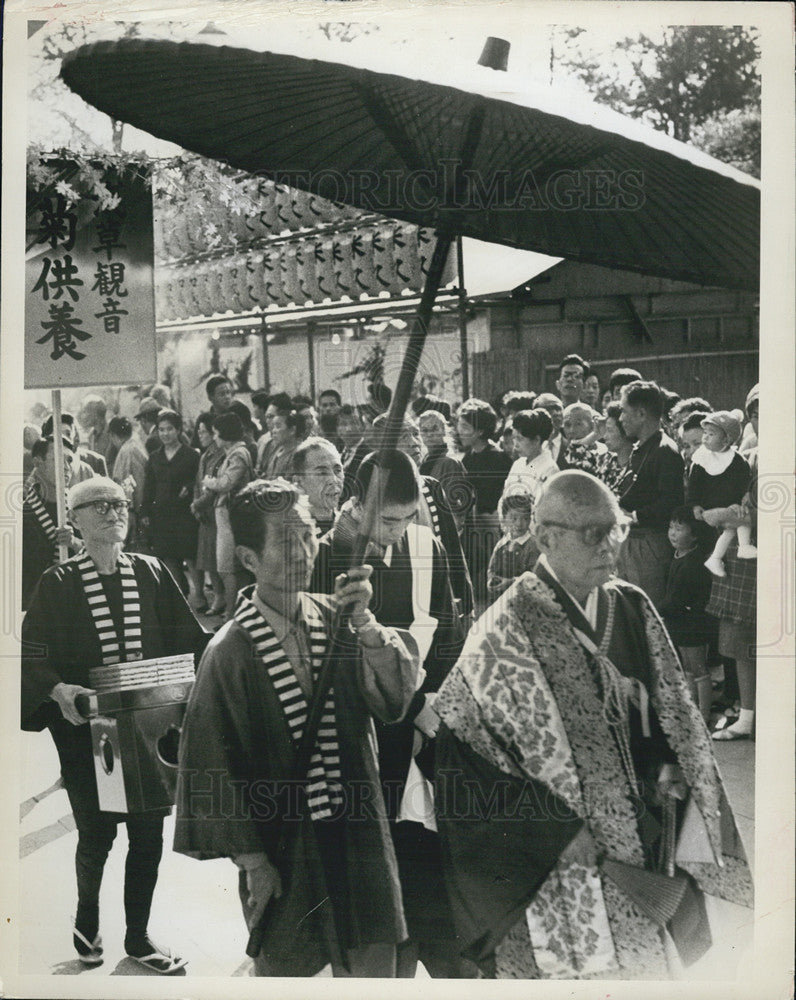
563, 411, 593, 442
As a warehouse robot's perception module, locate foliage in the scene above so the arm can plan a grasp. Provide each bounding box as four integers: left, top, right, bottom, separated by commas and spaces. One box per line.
335, 340, 386, 385
552, 26, 761, 175
691, 107, 761, 176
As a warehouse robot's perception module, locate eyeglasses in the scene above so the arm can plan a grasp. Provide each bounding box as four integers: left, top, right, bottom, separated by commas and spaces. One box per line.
72, 499, 131, 515
538, 519, 631, 547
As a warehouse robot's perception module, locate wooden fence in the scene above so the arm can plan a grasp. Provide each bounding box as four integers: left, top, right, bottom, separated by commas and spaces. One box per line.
472, 348, 759, 410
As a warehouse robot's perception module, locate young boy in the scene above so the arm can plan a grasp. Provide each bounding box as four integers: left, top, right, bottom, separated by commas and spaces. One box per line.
659, 506, 717, 723
487, 493, 538, 599
685, 410, 753, 577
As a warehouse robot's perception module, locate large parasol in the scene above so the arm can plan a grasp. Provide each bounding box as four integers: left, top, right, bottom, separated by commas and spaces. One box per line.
61, 30, 759, 291
61, 26, 760, 956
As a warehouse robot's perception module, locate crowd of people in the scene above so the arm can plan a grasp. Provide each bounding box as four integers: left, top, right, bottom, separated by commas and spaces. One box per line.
20, 352, 758, 979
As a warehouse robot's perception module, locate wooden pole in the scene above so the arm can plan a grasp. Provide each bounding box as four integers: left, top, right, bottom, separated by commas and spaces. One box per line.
51, 389, 69, 563
456, 235, 470, 400
306, 321, 317, 400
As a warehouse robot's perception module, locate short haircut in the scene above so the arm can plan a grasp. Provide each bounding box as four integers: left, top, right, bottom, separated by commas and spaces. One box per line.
108, 415, 133, 440
292, 394, 314, 410
268, 392, 293, 413
355, 450, 420, 507
670, 397, 714, 424
195, 410, 215, 435
205, 374, 232, 400
157, 408, 183, 432
250, 390, 271, 410
229, 399, 255, 431
213, 412, 244, 442
38, 435, 76, 456
681, 410, 711, 433
512, 408, 553, 442
319, 388, 341, 405
501, 492, 533, 517
609, 368, 643, 394
604, 401, 630, 435
229, 478, 302, 553
669, 504, 714, 553
41, 412, 75, 437
281, 408, 313, 438
371, 412, 419, 435
661, 389, 681, 418
563, 401, 597, 422
338, 403, 360, 420
558, 354, 590, 378
80, 393, 107, 416
31, 438, 51, 461
621, 380, 664, 420
293, 436, 340, 474
503, 391, 537, 414
417, 408, 446, 430
458, 398, 498, 440
368, 383, 392, 410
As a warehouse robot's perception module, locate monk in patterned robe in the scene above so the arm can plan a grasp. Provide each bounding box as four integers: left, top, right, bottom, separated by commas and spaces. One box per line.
174, 479, 419, 977
434, 471, 753, 979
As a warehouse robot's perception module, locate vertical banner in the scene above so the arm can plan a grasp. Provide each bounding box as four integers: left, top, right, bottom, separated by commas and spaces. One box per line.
25, 160, 157, 389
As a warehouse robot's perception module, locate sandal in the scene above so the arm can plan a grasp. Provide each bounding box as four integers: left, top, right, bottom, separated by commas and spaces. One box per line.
712, 727, 753, 741
73, 925, 103, 965
127, 942, 187, 975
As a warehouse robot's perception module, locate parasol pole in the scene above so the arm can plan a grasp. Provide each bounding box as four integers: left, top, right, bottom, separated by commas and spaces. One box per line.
456, 235, 470, 400
247, 38, 506, 959
51, 389, 69, 563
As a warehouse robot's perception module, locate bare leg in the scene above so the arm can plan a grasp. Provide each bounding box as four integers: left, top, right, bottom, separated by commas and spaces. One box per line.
736, 524, 757, 559
209, 570, 226, 612
713, 632, 755, 739
705, 528, 735, 577
185, 559, 204, 606
221, 572, 238, 620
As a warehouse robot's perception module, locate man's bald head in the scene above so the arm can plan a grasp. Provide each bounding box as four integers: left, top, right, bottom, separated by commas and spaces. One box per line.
535, 470, 619, 525
533, 472, 625, 601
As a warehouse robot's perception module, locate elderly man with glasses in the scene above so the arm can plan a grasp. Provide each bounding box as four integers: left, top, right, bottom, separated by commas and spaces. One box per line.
21, 476, 210, 974
434, 471, 752, 980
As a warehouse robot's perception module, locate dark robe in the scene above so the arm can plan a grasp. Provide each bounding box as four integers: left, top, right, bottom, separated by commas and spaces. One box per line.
312, 518, 466, 947
173, 594, 417, 975
21, 553, 210, 822
420, 474, 474, 619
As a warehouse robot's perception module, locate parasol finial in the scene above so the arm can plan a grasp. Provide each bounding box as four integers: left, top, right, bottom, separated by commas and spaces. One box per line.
478, 36, 510, 72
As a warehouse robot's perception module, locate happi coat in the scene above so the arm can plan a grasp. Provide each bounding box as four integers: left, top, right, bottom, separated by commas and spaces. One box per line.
21, 553, 210, 820
434, 563, 753, 979
173, 588, 419, 975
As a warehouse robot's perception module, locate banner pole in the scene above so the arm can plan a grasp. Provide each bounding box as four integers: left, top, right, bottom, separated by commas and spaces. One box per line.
51, 388, 69, 563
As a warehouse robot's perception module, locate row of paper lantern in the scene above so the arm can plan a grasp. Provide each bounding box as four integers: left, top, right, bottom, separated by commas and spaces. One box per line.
154, 179, 364, 261
156, 222, 455, 321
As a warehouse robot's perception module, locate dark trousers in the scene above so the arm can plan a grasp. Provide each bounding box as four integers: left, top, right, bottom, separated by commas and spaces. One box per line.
52, 721, 165, 943
73, 811, 164, 941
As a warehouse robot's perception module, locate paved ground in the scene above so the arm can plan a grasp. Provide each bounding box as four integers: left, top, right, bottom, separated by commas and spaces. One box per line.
15, 719, 754, 981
